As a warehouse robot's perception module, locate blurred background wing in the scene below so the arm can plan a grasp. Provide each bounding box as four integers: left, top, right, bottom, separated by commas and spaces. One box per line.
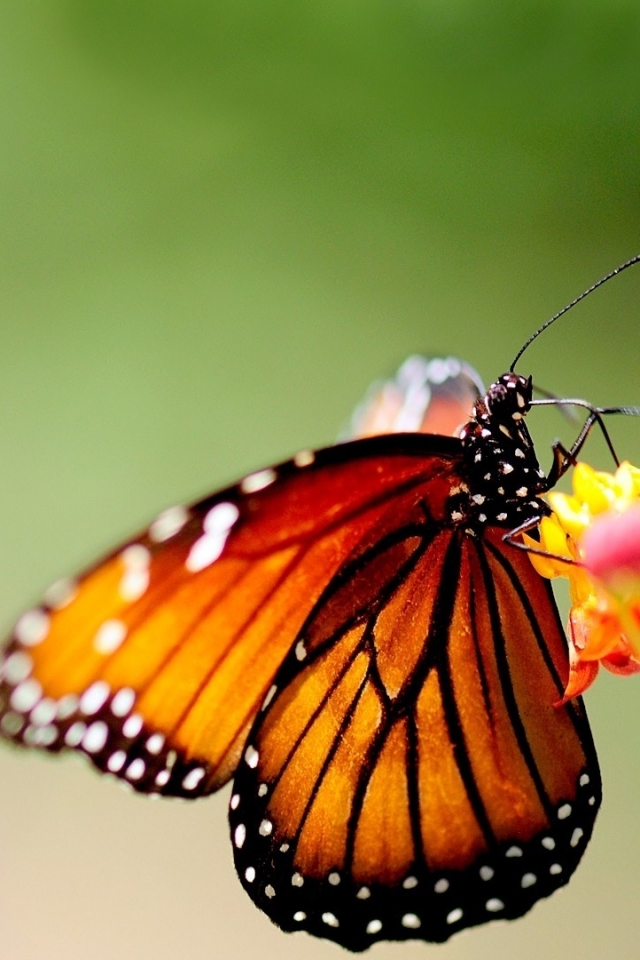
344, 355, 484, 440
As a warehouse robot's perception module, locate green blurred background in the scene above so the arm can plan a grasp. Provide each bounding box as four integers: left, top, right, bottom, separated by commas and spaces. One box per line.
1, 2, 639, 958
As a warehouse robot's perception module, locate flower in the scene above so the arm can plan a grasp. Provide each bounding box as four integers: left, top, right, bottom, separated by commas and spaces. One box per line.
525, 461, 640, 700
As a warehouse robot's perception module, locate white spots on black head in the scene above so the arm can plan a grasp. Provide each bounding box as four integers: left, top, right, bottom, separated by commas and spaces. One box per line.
515, 448, 525, 459
94, 619, 127, 655
292, 872, 304, 887
294, 450, 315, 468
512, 411, 523, 420
401, 913, 421, 930
295, 641, 307, 662
446, 908, 463, 925
245, 744, 259, 768
259, 819, 273, 837
450, 510, 463, 522
14, 609, 50, 647
481, 428, 491, 438
402, 875, 418, 889
234, 824, 247, 849
2, 651, 33, 685
472, 494, 485, 505
501, 462, 514, 475
149, 504, 189, 543
434, 878, 449, 893
496, 512, 508, 521
478, 513, 487, 524
328, 872, 341, 886
515, 486, 528, 497
366, 919, 382, 935
322, 912, 339, 928
119, 545, 151, 602
186, 501, 240, 572
43, 577, 78, 610
557, 803, 572, 820
245, 866, 256, 883
183, 767, 206, 791
111, 687, 136, 717
479, 865, 494, 881
517, 392, 526, 409
485, 898, 504, 913
240, 468, 277, 494
521, 872, 537, 888
474, 451, 482, 463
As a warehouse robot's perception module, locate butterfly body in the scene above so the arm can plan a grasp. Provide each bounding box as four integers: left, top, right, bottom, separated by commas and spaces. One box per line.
0, 361, 601, 950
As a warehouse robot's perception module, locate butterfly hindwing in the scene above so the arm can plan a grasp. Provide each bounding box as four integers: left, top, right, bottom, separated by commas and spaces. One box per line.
229, 514, 601, 950
0, 434, 461, 798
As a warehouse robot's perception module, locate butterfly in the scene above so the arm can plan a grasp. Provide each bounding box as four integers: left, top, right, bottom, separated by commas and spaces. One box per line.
0, 350, 602, 951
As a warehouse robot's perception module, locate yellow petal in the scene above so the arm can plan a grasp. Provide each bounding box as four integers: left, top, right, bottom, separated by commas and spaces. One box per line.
572, 462, 614, 514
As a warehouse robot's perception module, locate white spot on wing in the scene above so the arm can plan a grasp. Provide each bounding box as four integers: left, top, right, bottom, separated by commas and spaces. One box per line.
111, 687, 136, 717
149, 505, 189, 543
322, 912, 339, 928
401, 914, 421, 929
2, 651, 33, 685
43, 578, 77, 610
94, 620, 127, 655
15, 610, 50, 647
80, 681, 111, 715
240, 469, 277, 494
10, 679, 42, 713
366, 920, 382, 935
82, 721, 109, 753
294, 450, 315, 468
183, 767, 205, 791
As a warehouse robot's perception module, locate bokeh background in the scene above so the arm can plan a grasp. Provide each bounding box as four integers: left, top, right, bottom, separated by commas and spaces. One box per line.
1, 3, 639, 959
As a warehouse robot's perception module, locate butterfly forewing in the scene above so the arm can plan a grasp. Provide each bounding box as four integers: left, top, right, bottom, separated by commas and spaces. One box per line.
229, 517, 601, 950
0, 434, 461, 798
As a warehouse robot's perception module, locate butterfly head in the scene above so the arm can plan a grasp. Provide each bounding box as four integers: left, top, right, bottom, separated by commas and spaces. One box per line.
483, 372, 533, 420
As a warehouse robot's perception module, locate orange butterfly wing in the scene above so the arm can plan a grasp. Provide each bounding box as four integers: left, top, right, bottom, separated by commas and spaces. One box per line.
0, 434, 461, 798
229, 521, 600, 949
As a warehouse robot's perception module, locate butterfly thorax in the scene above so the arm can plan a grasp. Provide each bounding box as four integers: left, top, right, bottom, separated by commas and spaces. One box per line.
452, 372, 551, 529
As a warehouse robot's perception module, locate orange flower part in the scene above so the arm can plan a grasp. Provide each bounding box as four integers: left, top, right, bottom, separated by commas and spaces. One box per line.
526, 461, 640, 699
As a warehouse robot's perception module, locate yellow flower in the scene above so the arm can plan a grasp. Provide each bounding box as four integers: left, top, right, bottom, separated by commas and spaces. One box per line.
526, 461, 640, 699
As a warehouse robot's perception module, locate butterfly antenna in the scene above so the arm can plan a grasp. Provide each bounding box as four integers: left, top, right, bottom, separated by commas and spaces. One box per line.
510, 253, 640, 371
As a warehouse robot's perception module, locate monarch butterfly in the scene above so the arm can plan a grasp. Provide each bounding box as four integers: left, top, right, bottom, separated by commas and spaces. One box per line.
1, 258, 638, 951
